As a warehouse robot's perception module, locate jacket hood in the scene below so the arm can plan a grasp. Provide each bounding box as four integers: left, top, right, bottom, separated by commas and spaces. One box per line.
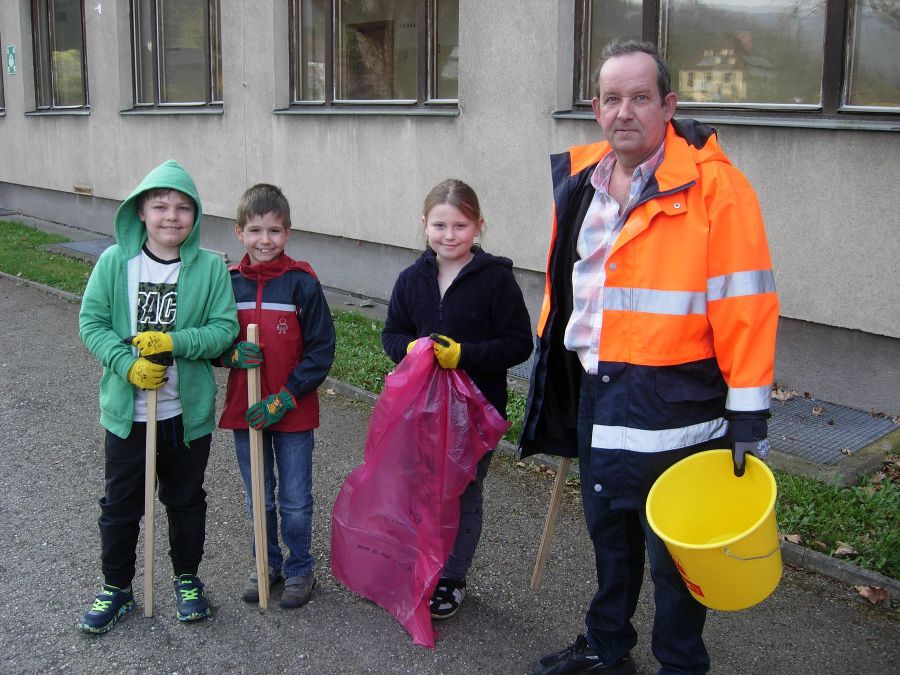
114, 159, 203, 261
231, 253, 317, 281
415, 246, 514, 276
561, 119, 730, 182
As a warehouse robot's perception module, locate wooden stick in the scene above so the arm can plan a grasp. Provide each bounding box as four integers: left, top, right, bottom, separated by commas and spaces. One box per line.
246, 324, 270, 608
143, 389, 158, 617
530, 456, 572, 592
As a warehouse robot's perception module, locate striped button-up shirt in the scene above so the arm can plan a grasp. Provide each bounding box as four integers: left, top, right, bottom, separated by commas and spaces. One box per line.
563, 142, 665, 373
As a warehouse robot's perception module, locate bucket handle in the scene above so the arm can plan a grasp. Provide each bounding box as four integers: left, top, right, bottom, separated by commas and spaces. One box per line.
723, 542, 781, 561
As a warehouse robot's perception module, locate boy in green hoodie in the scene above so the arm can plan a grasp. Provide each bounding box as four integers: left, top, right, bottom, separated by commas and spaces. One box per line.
78, 160, 238, 633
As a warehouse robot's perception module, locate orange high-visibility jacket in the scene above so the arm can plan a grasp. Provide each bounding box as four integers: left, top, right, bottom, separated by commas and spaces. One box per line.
520, 120, 778, 506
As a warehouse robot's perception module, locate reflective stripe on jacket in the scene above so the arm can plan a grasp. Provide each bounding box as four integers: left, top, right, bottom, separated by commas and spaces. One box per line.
521, 120, 778, 505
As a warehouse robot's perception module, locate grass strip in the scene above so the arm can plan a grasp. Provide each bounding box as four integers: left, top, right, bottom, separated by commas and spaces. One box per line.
0, 220, 94, 295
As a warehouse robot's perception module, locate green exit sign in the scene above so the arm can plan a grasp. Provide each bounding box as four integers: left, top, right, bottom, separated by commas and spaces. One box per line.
6, 45, 15, 75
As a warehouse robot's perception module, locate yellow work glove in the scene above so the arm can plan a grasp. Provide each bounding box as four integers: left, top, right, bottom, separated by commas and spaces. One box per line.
430, 333, 461, 369
127, 357, 168, 390
407, 340, 418, 354
127, 331, 174, 360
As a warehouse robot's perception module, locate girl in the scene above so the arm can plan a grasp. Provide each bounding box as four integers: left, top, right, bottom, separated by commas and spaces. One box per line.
381, 178, 533, 619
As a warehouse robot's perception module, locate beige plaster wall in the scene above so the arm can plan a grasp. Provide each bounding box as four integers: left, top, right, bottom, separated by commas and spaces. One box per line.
0, 0, 897, 338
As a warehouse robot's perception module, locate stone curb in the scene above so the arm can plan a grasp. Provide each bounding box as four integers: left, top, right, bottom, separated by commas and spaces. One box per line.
5, 276, 897, 602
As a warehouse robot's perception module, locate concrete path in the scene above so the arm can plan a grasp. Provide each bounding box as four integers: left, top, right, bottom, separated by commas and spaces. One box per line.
0, 277, 897, 674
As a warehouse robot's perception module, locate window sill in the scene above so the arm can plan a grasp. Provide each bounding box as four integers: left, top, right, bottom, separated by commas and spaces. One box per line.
120, 106, 223, 116
552, 109, 900, 132
25, 108, 90, 116
274, 106, 459, 117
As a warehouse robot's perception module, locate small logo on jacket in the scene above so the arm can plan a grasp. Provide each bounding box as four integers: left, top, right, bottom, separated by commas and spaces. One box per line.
276, 317, 289, 335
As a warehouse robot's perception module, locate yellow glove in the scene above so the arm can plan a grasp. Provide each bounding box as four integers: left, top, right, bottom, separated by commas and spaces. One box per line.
430, 333, 461, 369
407, 340, 418, 354
127, 357, 168, 390
128, 331, 174, 359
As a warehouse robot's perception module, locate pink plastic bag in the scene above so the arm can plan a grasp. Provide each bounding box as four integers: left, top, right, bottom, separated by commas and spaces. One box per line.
331, 340, 509, 648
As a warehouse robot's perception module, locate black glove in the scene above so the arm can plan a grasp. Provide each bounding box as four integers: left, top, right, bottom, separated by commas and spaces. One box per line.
732, 439, 770, 477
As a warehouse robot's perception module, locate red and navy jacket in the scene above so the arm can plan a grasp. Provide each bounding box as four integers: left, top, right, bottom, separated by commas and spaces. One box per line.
219, 253, 335, 431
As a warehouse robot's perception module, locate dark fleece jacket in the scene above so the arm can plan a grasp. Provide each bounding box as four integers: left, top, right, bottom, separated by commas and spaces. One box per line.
382, 247, 533, 417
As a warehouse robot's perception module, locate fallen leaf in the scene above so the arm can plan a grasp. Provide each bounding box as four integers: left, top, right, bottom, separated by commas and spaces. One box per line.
771, 387, 798, 402
812, 405, 826, 416
840, 448, 852, 456
783, 533, 802, 544
515, 461, 526, 468
833, 542, 856, 556
545, 468, 556, 476
324, 388, 336, 396
813, 540, 828, 550
854, 586, 890, 605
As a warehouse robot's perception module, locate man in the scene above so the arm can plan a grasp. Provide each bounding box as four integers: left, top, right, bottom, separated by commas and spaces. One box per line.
521, 41, 778, 675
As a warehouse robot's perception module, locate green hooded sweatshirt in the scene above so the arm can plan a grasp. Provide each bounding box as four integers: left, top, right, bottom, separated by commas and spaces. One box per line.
79, 160, 238, 442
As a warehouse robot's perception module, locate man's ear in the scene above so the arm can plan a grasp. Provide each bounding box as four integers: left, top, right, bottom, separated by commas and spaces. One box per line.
663, 92, 677, 122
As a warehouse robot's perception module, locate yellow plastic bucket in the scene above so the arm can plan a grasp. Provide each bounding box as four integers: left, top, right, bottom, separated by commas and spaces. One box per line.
646, 449, 781, 611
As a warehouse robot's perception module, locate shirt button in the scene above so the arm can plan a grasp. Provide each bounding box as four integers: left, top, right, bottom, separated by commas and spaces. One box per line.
673, 202, 681, 209
601, 375, 610, 383
609, 262, 617, 271
594, 484, 603, 493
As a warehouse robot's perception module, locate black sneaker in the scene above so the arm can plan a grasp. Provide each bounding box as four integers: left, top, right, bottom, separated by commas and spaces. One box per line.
241, 568, 284, 603
429, 578, 466, 619
531, 635, 636, 675
78, 584, 135, 634
280, 572, 316, 609
173, 574, 211, 622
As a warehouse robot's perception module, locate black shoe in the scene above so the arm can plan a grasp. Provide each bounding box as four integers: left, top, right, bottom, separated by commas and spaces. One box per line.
280, 573, 316, 609
173, 574, 211, 622
531, 635, 636, 675
77, 584, 135, 634
429, 578, 466, 619
241, 568, 283, 603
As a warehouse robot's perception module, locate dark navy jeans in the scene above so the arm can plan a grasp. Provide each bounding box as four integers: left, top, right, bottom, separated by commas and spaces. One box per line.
578, 373, 709, 674
99, 416, 211, 588
441, 451, 493, 581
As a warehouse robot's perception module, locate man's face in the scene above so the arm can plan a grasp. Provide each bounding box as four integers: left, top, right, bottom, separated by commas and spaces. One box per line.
592, 52, 677, 168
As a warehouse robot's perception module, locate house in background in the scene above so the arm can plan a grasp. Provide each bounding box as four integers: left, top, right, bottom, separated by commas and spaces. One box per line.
0, 1, 897, 415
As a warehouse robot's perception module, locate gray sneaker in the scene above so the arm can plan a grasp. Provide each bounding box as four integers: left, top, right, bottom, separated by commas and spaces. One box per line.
241, 568, 283, 603
280, 573, 316, 609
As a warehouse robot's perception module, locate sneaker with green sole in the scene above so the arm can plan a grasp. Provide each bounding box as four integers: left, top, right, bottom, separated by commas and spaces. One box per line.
78, 584, 135, 634
173, 574, 211, 622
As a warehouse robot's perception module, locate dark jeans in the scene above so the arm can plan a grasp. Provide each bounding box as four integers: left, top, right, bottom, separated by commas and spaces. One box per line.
578, 374, 709, 675
98, 416, 211, 588
441, 451, 492, 581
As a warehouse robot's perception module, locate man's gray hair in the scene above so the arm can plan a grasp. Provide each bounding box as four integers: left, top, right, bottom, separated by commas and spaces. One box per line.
593, 40, 672, 102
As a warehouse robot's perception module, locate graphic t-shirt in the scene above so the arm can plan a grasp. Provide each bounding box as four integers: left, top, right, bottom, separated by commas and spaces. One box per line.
133, 246, 182, 422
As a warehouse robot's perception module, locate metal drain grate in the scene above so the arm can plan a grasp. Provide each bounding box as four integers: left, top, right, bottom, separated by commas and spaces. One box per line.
768, 397, 895, 465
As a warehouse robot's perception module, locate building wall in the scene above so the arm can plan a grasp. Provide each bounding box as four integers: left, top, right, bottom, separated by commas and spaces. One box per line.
1, 1, 897, 412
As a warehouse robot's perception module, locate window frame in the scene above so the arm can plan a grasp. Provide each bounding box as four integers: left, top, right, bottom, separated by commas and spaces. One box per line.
0, 29, 5, 114
30, 0, 89, 111
285, 0, 458, 114
571, 0, 900, 130
128, 0, 223, 110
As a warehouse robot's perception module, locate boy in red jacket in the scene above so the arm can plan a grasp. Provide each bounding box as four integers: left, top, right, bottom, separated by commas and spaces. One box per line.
218, 183, 335, 609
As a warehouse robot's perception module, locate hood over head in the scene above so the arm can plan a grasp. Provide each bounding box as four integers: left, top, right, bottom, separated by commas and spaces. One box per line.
114, 159, 203, 261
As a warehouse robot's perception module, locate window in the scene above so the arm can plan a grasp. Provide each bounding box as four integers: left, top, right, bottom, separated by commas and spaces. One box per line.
289, 0, 458, 108
31, 0, 88, 110
574, 0, 899, 124
130, 0, 222, 107
0, 29, 5, 113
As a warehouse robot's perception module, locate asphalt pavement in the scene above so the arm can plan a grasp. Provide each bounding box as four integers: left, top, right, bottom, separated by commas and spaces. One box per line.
0, 276, 897, 674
